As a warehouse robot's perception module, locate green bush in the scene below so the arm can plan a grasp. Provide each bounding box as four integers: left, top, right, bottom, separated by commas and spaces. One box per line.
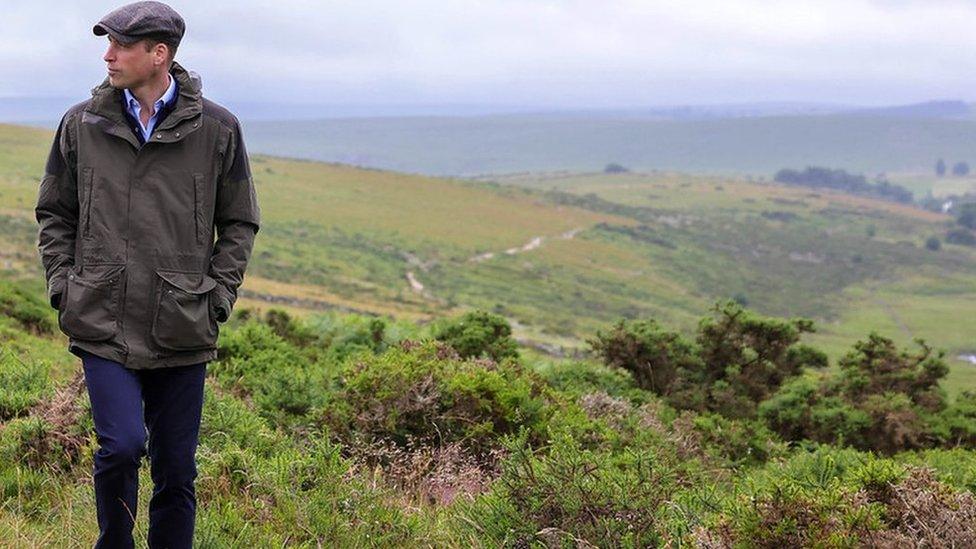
838, 334, 947, 413
760, 376, 871, 447
456, 429, 672, 547
682, 412, 787, 467
212, 320, 327, 426
761, 334, 955, 454
431, 309, 519, 362
590, 301, 827, 418
929, 391, 976, 448
309, 313, 394, 363
537, 358, 651, 404
588, 317, 703, 398
694, 449, 976, 547
194, 386, 425, 546
318, 339, 549, 459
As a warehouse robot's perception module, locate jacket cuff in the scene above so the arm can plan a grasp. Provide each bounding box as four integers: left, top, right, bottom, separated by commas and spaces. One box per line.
212, 282, 235, 323
48, 271, 67, 310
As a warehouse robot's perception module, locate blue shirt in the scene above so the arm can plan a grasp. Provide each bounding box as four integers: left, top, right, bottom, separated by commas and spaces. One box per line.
123, 73, 178, 142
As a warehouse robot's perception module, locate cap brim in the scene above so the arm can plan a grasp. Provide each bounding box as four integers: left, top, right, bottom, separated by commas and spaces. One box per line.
93, 23, 138, 45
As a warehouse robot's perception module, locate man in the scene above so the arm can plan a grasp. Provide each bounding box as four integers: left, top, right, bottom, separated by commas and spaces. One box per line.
34, 1, 260, 546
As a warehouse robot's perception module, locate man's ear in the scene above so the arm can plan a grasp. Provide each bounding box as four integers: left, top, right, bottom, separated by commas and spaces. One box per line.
155, 43, 169, 67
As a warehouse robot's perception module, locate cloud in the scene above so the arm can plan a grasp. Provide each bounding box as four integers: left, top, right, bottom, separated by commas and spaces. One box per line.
2, 0, 975, 107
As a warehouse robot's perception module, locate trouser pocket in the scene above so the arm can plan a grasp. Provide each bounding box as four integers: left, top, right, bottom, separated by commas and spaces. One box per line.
151, 270, 219, 351
58, 264, 125, 341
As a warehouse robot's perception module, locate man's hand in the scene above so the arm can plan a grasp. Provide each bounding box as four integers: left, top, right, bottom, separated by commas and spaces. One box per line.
212, 296, 230, 323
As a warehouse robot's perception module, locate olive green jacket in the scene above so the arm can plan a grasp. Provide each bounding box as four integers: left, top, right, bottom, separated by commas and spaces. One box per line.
35, 61, 261, 369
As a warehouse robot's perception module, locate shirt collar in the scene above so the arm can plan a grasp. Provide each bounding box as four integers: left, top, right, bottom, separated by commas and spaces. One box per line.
123, 72, 177, 113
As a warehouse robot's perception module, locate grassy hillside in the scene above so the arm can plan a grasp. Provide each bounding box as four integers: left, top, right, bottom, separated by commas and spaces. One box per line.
490, 171, 976, 394
2, 123, 973, 396
242, 114, 976, 176
2, 116, 976, 545
1, 276, 975, 547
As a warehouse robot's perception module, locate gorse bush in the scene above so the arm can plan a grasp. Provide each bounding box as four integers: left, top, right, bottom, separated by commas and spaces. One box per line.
590, 300, 827, 418
318, 339, 550, 461
307, 312, 401, 363
695, 450, 976, 547
458, 429, 674, 547
838, 333, 947, 412
933, 391, 976, 447
761, 333, 964, 454
431, 309, 519, 362
212, 318, 327, 427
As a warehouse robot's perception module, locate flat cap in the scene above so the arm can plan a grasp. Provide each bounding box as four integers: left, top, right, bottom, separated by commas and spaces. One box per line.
93, 1, 185, 46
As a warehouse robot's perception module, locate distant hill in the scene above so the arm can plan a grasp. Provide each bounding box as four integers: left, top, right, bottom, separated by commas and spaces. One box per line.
845, 100, 972, 119
239, 112, 976, 177
8, 98, 976, 178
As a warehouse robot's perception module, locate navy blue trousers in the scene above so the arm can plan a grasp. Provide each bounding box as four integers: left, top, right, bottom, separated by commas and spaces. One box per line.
80, 349, 206, 549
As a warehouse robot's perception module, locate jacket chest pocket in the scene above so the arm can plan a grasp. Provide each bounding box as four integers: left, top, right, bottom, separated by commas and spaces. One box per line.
58, 264, 124, 341
151, 270, 219, 351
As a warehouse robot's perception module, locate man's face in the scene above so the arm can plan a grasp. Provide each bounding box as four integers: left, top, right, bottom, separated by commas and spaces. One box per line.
102, 35, 164, 89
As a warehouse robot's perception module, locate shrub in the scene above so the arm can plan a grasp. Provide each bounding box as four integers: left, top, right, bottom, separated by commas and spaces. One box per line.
838, 334, 947, 413
212, 320, 326, 426
456, 429, 672, 547
431, 310, 519, 362
319, 339, 549, 461
591, 301, 827, 418
587, 318, 702, 399
692, 449, 976, 547
308, 312, 399, 362
760, 376, 870, 447
683, 412, 787, 467
263, 308, 316, 347
957, 202, 976, 230
761, 335, 955, 453
930, 391, 976, 447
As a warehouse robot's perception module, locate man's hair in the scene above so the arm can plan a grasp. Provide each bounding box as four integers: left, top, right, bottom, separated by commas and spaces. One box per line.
141, 34, 178, 66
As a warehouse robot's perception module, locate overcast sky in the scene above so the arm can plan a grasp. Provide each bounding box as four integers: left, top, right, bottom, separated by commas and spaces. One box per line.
3, 0, 976, 109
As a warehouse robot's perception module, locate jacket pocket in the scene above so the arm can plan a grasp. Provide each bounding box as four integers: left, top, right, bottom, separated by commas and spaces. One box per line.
58, 264, 124, 341
81, 167, 94, 239
151, 270, 219, 351
193, 173, 206, 246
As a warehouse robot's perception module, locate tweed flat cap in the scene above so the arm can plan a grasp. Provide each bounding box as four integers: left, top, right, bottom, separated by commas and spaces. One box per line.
93, 1, 185, 46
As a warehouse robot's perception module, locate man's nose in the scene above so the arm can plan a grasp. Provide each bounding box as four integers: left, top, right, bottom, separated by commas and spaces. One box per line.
103, 46, 115, 62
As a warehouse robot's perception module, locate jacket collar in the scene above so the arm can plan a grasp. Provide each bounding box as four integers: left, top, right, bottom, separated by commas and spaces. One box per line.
86, 61, 204, 147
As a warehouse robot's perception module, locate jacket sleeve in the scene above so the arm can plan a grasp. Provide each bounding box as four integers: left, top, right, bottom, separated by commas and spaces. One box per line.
35, 113, 78, 310
209, 116, 261, 322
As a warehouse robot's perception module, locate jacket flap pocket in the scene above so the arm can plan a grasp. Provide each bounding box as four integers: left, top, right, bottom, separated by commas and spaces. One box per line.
157, 270, 218, 295
68, 264, 124, 288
